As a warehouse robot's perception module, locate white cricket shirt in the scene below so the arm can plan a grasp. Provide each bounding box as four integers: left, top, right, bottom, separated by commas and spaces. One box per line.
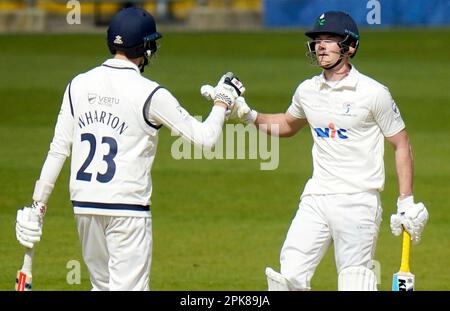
36, 58, 225, 217
287, 66, 405, 196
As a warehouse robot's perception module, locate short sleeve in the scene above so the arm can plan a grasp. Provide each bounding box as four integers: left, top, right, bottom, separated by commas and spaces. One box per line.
372, 87, 405, 137
287, 85, 306, 119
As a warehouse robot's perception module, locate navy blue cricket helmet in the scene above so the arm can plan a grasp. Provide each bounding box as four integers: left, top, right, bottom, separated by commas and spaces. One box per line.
107, 7, 162, 60
305, 11, 360, 58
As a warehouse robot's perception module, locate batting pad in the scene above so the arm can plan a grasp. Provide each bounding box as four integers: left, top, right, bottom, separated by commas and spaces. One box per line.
338, 266, 377, 291
265, 267, 294, 291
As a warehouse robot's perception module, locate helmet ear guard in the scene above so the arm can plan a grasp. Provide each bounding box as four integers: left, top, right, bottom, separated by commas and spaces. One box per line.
338, 35, 359, 58
139, 40, 157, 73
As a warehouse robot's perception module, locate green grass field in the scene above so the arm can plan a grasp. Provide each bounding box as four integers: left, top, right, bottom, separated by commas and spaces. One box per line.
0, 29, 449, 291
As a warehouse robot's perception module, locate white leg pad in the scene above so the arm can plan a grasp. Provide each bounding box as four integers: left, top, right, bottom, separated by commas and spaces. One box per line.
338, 266, 378, 291
265, 267, 294, 291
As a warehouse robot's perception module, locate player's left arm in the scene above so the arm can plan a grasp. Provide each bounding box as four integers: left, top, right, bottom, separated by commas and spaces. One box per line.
387, 130, 429, 244
16, 82, 74, 249
373, 87, 429, 244
386, 130, 413, 199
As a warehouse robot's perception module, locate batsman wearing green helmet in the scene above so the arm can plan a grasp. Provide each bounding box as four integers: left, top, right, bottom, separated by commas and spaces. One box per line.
231, 11, 429, 290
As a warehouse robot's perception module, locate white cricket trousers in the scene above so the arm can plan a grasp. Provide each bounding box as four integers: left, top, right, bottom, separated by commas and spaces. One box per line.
75, 215, 152, 291
280, 192, 382, 290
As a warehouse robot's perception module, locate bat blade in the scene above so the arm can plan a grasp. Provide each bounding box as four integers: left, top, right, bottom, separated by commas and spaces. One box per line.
15, 270, 32, 291
392, 230, 414, 291
392, 271, 415, 291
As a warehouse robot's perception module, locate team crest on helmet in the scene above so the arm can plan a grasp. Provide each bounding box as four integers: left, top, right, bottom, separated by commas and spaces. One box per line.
114, 35, 124, 45
318, 13, 326, 26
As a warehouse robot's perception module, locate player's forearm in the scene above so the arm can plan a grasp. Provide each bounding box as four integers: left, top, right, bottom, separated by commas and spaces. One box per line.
33, 88, 73, 204
150, 88, 228, 148
33, 151, 67, 204
394, 140, 414, 198
255, 113, 295, 137
189, 105, 226, 148
153, 104, 226, 149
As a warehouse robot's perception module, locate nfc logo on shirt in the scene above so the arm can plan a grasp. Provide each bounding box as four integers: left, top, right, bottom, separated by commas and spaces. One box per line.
314, 123, 349, 139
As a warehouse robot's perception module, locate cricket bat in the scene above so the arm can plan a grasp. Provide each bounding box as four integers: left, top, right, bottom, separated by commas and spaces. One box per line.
392, 230, 415, 291
15, 248, 34, 291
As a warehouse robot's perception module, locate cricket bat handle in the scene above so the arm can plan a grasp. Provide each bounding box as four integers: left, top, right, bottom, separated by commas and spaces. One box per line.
23, 248, 34, 272
399, 230, 411, 273
15, 248, 34, 291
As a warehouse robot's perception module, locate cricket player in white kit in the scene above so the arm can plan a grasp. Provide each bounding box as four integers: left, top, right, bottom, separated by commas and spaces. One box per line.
232, 11, 429, 290
14, 7, 244, 291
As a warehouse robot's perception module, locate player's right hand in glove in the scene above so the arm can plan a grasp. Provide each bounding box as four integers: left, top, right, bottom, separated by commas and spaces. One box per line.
201, 72, 246, 109
390, 196, 429, 244
16, 201, 46, 249
228, 96, 258, 124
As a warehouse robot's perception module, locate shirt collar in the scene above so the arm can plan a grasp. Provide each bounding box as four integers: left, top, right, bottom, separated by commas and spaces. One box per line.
316, 64, 359, 90
102, 58, 140, 73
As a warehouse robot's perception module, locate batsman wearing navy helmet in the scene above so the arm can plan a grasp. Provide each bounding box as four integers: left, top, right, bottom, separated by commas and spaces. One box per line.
231, 11, 429, 290
107, 7, 162, 73
15, 7, 245, 290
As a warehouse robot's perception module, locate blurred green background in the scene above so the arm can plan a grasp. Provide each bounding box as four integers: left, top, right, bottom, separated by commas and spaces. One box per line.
0, 30, 449, 290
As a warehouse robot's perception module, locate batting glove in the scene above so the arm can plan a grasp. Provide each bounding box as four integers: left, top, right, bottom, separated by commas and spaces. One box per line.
16, 201, 46, 249
228, 96, 258, 124
201, 84, 232, 120
390, 196, 429, 244
202, 72, 246, 109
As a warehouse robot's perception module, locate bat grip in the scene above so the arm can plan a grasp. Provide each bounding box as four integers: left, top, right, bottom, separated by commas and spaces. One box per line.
22, 248, 34, 274
399, 230, 411, 272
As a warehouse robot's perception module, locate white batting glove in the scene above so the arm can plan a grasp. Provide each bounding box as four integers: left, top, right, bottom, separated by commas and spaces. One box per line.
200, 84, 215, 101
16, 201, 46, 249
216, 72, 246, 97
201, 76, 249, 121
201, 72, 246, 109
228, 96, 258, 124
390, 213, 403, 237
200, 84, 232, 120
390, 196, 429, 244
200, 84, 231, 117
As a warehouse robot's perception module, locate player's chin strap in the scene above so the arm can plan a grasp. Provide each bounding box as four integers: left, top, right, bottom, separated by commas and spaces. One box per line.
321, 52, 346, 70
139, 50, 151, 73
138, 41, 159, 73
